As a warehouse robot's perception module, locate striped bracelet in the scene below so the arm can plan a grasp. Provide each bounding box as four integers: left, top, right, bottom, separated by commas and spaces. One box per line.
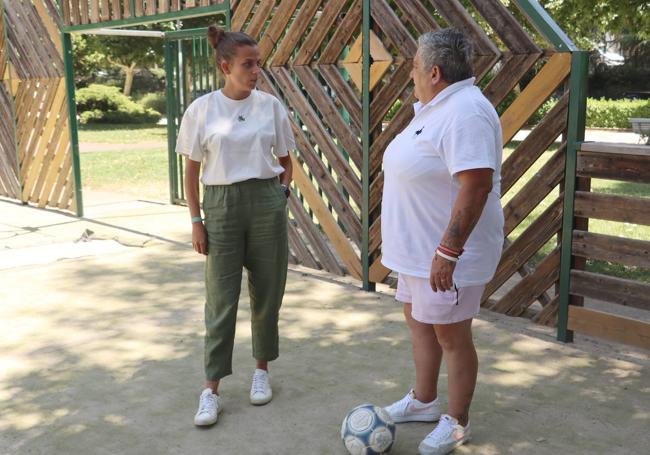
435, 249, 459, 263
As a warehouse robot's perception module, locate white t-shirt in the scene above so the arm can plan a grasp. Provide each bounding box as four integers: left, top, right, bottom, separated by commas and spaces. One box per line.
175, 89, 295, 185
381, 77, 504, 287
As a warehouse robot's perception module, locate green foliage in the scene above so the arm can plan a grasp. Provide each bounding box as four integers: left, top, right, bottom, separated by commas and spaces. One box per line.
588, 63, 650, 99
139, 92, 167, 116
587, 98, 650, 129
76, 84, 161, 124
384, 99, 403, 121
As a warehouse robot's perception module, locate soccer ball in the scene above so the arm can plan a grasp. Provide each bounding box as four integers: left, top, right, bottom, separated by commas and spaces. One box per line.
341, 403, 396, 455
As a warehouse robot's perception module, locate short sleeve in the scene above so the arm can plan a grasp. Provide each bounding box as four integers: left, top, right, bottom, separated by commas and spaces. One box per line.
175, 103, 203, 162
272, 99, 295, 157
440, 114, 499, 176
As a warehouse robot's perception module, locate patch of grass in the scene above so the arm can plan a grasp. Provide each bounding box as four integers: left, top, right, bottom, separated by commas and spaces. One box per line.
78, 124, 167, 143
80, 148, 169, 201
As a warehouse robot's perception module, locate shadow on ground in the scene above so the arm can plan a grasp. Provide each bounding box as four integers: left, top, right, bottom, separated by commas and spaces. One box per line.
1, 240, 648, 455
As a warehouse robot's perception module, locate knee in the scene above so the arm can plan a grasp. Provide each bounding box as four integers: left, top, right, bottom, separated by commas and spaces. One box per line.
435, 329, 472, 352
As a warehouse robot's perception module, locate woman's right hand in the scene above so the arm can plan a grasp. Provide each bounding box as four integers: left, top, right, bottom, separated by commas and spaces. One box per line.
192, 222, 208, 255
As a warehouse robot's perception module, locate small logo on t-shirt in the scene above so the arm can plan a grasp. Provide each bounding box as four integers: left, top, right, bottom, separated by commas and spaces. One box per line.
238, 115, 246, 122
415, 126, 424, 136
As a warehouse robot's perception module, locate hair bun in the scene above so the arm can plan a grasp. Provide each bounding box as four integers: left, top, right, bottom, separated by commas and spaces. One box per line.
207, 25, 225, 50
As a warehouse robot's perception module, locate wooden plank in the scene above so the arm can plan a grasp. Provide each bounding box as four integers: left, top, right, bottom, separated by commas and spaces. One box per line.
568, 306, 650, 350
145, 0, 156, 15
482, 53, 541, 108
158, 0, 169, 14
270, 67, 361, 206
503, 144, 565, 236
257, 72, 361, 245
500, 53, 572, 145
319, 64, 362, 132
270, 0, 322, 66
574, 192, 650, 226
570, 270, 650, 311
258, 0, 301, 63
533, 294, 559, 327
287, 218, 320, 270
428, 0, 500, 57
484, 197, 562, 302
580, 142, 650, 157
245, 0, 275, 39
293, 65, 362, 169
288, 194, 346, 275
490, 248, 561, 316
369, 255, 391, 283
79, 0, 89, 23
89, 0, 100, 22
369, 60, 412, 131
32, 0, 63, 55
393, 0, 439, 35
134, 0, 144, 17
170, 0, 180, 12
39, 116, 70, 208
467, 0, 540, 54
501, 92, 568, 194
290, 152, 362, 279
100, 0, 110, 20
577, 150, 650, 183
51, 145, 73, 209
371, 0, 417, 57
59, 0, 72, 26
572, 230, 650, 268
318, 0, 361, 64
294, 0, 348, 65
111, 0, 122, 19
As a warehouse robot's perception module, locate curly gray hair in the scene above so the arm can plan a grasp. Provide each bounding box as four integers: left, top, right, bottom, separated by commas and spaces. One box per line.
417, 28, 474, 83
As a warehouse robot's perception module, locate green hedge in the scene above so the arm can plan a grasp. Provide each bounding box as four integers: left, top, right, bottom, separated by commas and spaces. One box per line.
138, 92, 167, 116
76, 84, 161, 124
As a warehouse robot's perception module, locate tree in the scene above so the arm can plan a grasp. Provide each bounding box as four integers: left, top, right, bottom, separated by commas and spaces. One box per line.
539, 0, 650, 50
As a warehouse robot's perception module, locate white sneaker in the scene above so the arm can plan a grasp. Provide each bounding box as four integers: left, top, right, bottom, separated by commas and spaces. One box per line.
194, 388, 221, 426
250, 369, 272, 405
384, 389, 441, 423
418, 414, 471, 455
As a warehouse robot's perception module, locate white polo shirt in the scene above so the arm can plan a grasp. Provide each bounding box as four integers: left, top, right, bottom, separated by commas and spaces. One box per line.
175, 89, 295, 185
381, 77, 504, 287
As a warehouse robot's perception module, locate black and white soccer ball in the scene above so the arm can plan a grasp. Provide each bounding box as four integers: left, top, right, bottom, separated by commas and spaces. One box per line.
341, 403, 396, 455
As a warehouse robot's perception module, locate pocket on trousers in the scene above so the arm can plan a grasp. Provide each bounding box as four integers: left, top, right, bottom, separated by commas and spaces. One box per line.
432, 286, 459, 306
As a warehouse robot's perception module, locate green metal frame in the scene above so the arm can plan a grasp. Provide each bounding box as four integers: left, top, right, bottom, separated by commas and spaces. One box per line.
57, 1, 230, 214
361, 0, 373, 291
514, 0, 577, 52
556, 51, 589, 342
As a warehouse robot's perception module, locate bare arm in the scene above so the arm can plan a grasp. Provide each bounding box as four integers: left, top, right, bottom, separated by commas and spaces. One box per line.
185, 157, 207, 255
430, 168, 494, 292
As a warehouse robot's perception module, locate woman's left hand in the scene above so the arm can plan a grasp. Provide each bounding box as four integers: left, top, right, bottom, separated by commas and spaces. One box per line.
429, 254, 456, 292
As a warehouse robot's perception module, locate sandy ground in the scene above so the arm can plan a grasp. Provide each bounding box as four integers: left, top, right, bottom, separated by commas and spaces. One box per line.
1, 196, 649, 455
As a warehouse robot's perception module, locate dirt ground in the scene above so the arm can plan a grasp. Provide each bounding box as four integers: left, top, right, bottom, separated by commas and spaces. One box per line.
1, 195, 648, 455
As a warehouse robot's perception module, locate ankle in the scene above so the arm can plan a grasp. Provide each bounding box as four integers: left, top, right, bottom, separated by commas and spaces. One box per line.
448, 413, 469, 427
205, 381, 219, 395
414, 389, 437, 404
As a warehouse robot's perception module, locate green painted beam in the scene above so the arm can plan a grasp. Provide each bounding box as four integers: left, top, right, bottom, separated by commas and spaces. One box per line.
165, 27, 209, 40
557, 51, 589, 343
164, 40, 178, 205
514, 0, 577, 52
61, 32, 84, 216
62, 4, 228, 33
361, 0, 374, 291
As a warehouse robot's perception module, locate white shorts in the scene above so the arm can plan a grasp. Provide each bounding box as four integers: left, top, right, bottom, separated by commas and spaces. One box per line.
395, 273, 485, 324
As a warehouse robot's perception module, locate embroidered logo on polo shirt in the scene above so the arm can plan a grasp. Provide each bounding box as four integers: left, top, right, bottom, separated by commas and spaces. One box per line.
238, 115, 246, 122
415, 126, 424, 136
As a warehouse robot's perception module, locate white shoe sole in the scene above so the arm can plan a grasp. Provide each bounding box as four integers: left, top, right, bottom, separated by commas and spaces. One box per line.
418, 436, 471, 455
250, 394, 272, 406
194, 415, 218, 427
391, 413, 441, 423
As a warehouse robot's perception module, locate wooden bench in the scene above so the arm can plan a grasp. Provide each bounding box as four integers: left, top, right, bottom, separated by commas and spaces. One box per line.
629, 118, 650, 144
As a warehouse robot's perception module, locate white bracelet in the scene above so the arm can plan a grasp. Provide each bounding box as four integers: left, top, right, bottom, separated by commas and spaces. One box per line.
436, 249, 459, 263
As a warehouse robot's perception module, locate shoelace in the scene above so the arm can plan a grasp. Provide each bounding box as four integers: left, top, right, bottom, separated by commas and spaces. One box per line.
251, 373, 268, 394
392, 392, 414, 413
199, 393, 216, 414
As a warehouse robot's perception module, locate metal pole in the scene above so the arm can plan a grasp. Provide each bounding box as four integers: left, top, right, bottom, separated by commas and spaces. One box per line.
361, 0, 374, 291
557, 51, 589, 342
164, 40, 178, 204
61, 32, 84, 217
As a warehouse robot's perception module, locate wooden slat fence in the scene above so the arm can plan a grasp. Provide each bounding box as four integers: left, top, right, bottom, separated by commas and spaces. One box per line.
566, 142, 650, 349
60, 0, 227, 26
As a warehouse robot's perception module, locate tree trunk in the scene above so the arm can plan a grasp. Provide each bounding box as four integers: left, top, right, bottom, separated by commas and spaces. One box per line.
123, 62, 137, 96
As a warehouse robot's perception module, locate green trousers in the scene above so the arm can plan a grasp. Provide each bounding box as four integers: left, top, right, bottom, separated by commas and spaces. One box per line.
202, 178, 288, 381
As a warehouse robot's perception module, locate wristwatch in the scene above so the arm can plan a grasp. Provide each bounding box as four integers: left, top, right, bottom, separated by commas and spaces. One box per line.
280, 184, 291, 198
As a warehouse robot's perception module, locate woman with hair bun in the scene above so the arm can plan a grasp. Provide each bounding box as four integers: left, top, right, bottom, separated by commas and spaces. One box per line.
175, 26, 295, 427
